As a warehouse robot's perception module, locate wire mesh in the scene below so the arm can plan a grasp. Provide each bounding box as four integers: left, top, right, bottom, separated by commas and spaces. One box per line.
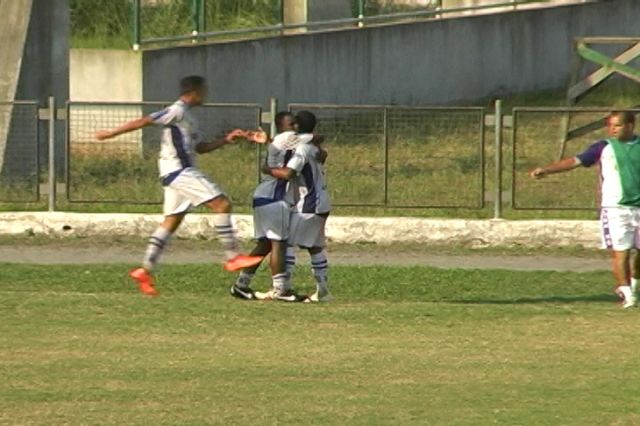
288, 104, 485, 208
0, 102, 40, 202
288, 105, 386, 206
66, 102, 262, 205
386, 107, 485, 208
510, 108, 628, 210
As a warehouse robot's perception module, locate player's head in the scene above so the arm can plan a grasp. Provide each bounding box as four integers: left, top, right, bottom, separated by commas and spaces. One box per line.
275, 111, 295, 133
180, 75, 207, 105
607, 111, 636, 140
295, 110, 317, 133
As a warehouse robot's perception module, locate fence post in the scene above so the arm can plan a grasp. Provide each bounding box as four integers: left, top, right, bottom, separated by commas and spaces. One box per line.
132, 0, 141, 51
358, 0, 365, 27
493, 99, 503, 219
383, 107, 389, 205
48, 96, 56, 212
269, 97, 278, 138
191, 0, 205, 40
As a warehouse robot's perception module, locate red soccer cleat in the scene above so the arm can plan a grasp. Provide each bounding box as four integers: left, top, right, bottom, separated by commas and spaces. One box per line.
223, 254, 264, 272
129, 268, 159, 296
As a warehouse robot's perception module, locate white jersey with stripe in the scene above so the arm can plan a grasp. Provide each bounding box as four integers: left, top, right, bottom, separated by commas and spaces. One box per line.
149, 100, 201, 177
286, 138, 331, 214
252, 131, 313, 206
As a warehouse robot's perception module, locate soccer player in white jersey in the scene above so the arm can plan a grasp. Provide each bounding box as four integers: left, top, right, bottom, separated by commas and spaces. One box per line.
264, 111, 332, 303
530, 111, 640, 308
95, 75, 262, 296
230, 112, 312, 302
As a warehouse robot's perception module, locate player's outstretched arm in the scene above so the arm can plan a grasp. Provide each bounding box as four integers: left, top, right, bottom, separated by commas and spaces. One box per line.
95, 116, 153, 141
530, 157, 581, 179
245, 129, 269, 144
263, 164, 295, 180
195, 129, 246, 154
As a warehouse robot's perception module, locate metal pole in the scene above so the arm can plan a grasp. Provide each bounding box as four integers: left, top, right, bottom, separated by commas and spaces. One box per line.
269, 97, 278, 138
358, 0, 365, 28
198, 0, 206, 34
383, 107, 389, 205
48, 96, 56, 212
494, 99, 502, 219
132, 0, 141, 51
191, 0, 200, 41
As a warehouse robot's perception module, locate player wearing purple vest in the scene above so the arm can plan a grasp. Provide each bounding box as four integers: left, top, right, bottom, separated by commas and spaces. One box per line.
530, 111, 640, 308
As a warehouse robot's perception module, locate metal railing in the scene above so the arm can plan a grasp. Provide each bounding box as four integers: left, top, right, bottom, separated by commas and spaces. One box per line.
131, 0, 576, 50
510, 107, 628, 210
1, 98, 629, 216
288, 103, 487, 209
64, 101, 262, 204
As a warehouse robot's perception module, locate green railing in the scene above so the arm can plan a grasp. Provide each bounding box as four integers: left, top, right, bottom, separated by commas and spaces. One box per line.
131, 0, 571, 50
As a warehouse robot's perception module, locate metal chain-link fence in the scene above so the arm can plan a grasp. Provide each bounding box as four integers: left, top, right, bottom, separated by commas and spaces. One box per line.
5, 100, 639, 215
510, 107, 630, 210
289, 104, 486, 208
65, 101, 262, 204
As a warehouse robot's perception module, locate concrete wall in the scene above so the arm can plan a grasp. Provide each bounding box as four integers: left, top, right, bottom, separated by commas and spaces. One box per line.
0, 212, 602, 248
70, 49, 142, 102
3, 0, 69, 178
143, 0, 640, 107
0, 0, 33, 174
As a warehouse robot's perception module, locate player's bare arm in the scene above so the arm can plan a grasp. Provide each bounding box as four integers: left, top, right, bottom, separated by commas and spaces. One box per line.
530, 157, 581, 179
195, 128, 245, 154
264, 165, 295, 180
245, 128, 269, 144
95, 116, 153, 141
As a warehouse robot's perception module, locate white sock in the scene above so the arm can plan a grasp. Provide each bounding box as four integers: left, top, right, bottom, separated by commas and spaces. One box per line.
617, 284, 632, 300
272, 273, 289, 294
310, 250, 329, 293
142, 226, 172, 272
213, 213, 238, 260
235, 271, 254, 289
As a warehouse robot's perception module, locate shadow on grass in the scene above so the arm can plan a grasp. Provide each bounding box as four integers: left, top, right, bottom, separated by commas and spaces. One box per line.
450, 293, 617, 305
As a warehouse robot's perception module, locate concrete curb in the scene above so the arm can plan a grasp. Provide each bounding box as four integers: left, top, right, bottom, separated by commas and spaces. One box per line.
0, 212, 600, 248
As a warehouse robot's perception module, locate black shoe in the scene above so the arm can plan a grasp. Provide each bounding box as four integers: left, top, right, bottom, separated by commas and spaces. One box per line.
230, 285, 256, 300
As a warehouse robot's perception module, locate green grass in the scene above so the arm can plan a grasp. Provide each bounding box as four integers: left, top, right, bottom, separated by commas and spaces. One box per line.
1, 262, 639, 425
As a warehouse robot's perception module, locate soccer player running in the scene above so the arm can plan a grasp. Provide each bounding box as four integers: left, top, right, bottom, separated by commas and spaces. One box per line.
262, 110, 332, 303
530, 110, 640, 308
95, 75, 262, 296
230, 112, 312, 302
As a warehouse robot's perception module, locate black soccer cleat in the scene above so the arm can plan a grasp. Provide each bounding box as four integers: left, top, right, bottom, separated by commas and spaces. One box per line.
230, 285, 256, 300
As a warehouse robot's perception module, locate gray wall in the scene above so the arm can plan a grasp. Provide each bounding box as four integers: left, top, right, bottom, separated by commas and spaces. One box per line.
143, 0, 640, 107
5, 0, 69, 178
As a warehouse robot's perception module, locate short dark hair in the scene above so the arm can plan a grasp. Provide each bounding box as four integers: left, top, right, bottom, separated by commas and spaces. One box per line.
180, 75, 206, 94
275, 111, 294, 130
295, 110, 317, 133
610, 110, 636, 125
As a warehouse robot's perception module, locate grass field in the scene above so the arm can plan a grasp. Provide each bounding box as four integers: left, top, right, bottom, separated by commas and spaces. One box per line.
1, 262, 639, 425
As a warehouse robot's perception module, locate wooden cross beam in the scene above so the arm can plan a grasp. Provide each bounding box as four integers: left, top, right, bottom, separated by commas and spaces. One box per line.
557, 37, 640, 159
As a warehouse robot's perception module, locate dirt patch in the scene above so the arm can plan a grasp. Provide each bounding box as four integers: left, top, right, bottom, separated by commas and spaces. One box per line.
0, 236, 611, 272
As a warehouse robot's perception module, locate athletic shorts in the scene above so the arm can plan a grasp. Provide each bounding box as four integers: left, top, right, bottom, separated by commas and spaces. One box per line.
600, 206, 640, 250
289, 212, 328, 248
162, 168, 225, 216
253, 200, 290, 241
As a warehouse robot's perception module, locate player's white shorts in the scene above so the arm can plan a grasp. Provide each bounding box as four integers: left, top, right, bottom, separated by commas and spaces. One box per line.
600, 206, 640, 250
289, 212, 328, 248
162, 167, 225, 216
253, 200, 290, 241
